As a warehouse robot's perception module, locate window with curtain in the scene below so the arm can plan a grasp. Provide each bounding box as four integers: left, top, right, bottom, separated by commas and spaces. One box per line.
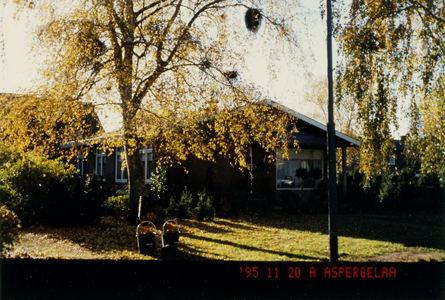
115, 146, 153, 184
140, 147, 153, 184
77, 155, 85, 178
276, 149, 323, 189
115, 147, 128, 183
96, 149, 106, 179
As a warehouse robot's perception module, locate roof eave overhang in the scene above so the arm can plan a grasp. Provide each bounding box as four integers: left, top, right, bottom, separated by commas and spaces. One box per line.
264, 100, 361, 147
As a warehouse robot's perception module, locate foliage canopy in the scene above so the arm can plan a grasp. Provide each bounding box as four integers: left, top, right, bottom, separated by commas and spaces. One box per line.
334, 0, 445, 178
1, 0, 305, 221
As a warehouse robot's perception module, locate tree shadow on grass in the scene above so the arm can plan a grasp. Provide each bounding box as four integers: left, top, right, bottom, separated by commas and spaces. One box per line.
183, 220, 234, 234
236, 212, 329, 234
184, 218, 259, 234
172, 244, 225, 261
337, 213, 445, 250
236, 211, 445, 251
181, 233, 324, 261
211, 219, 257, 231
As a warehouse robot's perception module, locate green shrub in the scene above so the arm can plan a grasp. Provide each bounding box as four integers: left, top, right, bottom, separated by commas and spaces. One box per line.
166, 197, 180, 219
379, 172, 401, 207
104, 184, 130, 217
402, 187, 444, 211
0, 152, 76, 224
179, 186, 194, 207
0, 151, 103, 226
195, 190, 215, 221
150, 165, 169, 206
346, 167, 444, 212
344, 170, 381, 211
419, 172, 441, 187
0, 205, 21, 255
0, 146, 20, 167
104, 195, 130, 217
81, 173, 104, 222
166, 188, 215, 220
174, 187, 193, 219
379, 168, 418, 209
277, 190, 299, 214
440, 166, 445, 188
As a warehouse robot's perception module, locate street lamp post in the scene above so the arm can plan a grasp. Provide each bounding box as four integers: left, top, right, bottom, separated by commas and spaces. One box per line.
243, 1, 339, 262
326, 0, 338, 262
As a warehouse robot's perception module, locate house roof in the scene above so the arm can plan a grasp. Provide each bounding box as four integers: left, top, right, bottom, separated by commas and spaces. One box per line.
61, 99, 361, 149
61, 131, 123, 149
264, 100, 361, 147
0, 92, 18, 98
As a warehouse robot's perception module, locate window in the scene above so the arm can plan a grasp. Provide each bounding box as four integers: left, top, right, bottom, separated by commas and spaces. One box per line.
77, 155, 85, 177
140, 147, 154, 184
276, 149, 323, 190
115, 146, 153, 184
115, 147, 128, 183
96, 149, 106, 180
389, 157, 396, 166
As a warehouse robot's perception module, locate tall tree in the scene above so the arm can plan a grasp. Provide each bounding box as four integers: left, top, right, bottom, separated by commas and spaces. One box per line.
302, 75, 360, 171
1, 0, 305, 222
333, 0, 445, 179
405, 77, 445, 180
303, 75, 359, 137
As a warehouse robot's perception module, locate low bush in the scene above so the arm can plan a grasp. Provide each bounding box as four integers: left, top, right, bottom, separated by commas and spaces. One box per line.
167, 187, 193, 220
104, 195, 130, 217
104, 184, 131, 217
419, 172, 441, 188
150, 165, 169, 207
166, 188, 215, 220
379, 172, 402, 208
378, 169, 417, 209
402, 187, 444, 211
0, 205, 21, 255
195, 190, 215, 221
277, 190, 299, 214
0, 151, 103, 226
344, 170, 384, 211
0, 152, 74, 224
345, 168, 444, 212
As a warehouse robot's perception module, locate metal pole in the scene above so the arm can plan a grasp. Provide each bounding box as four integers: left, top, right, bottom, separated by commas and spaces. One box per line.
326, 0, 338, 262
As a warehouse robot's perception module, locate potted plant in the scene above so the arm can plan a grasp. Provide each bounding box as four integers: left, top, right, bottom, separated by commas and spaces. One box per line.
136, 221, 156, 255
295, 168, 309, 191
309, 168, 323, 189
162, 220, 180, 257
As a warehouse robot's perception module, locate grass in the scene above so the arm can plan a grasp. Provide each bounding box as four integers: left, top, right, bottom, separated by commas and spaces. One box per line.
5, 210, 445, 261
179, 211, 444, 261
181, 217, 330, 261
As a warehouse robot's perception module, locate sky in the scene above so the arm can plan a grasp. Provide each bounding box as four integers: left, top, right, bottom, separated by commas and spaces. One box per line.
0, 4, 37, 93
0, 1, 409, 137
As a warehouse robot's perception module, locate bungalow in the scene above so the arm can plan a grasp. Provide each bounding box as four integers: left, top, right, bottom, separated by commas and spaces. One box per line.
62, 137, 155, 185
64, 100, 360, 207
167, 100, 360, 206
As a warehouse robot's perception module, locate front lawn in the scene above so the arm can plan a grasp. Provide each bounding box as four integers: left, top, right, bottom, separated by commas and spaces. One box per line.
5, 210, 445, 261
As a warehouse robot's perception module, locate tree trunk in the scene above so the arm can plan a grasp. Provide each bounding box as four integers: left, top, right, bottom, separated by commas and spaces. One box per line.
125, 143, 145, 224
204, 160, 215, 195
122, 111, 145, 224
